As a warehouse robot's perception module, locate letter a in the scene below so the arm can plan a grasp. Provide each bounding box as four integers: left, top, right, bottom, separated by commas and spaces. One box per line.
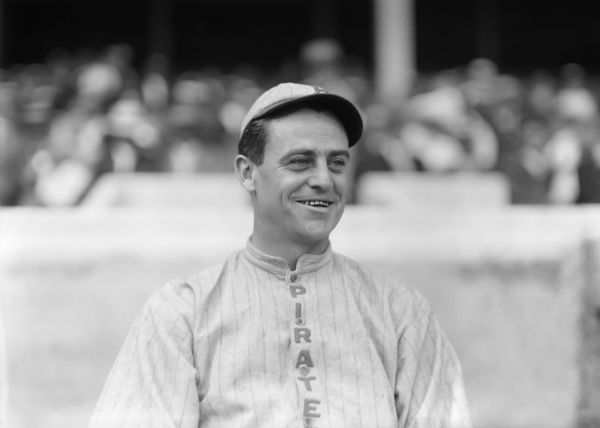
296, 349, 314, 368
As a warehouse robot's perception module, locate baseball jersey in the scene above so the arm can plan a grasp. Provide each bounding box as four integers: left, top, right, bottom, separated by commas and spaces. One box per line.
90, 240, 471, 428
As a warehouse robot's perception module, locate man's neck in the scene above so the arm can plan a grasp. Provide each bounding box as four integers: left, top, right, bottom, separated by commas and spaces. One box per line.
250, 232, 329, 271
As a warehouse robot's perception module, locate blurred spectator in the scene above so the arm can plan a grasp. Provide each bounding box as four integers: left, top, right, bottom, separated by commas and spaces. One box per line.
76, 59, 123, 110
400, 69, 498, 173
545, 125, 582, 204
105, 86, 165, 172
164, 72, 228, 172
218, 75, 261, 140
506, 71, 555, 204
358, 102, 407, 174
0, 102, 22, 205
141, 54, 171, 114
518, 118, 553, 204
576, 137, 600, 203
555, 63, 598, 123
546, 63, 600, 204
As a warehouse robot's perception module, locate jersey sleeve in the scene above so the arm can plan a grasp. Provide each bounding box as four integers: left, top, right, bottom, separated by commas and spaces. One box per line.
89, 280, 200, 428
393, 290, 472, 428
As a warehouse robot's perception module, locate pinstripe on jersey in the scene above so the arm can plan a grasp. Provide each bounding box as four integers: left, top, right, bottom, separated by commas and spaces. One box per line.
90, 241, 471, 428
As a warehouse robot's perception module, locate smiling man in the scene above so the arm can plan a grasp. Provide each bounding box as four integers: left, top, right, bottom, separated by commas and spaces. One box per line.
236, 101, 350, 269
90, 83, 472, 428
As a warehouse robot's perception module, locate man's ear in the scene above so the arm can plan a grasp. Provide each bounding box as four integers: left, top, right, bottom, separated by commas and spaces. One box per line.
234, 154, 257, 193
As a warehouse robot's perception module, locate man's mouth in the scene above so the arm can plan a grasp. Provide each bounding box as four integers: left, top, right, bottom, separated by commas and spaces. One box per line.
297, 200, 333, 208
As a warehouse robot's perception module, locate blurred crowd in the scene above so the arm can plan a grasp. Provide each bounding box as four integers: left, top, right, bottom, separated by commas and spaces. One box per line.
1, 41, 600, 206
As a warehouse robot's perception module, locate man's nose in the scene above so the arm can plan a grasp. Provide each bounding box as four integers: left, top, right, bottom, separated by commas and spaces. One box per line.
307, 161, 333, 190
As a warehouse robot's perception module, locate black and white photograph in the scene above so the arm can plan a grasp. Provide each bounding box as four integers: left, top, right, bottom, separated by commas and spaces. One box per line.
1, 0, 600, 427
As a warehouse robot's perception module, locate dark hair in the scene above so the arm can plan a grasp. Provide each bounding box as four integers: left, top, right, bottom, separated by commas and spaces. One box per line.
238, 118, 268, 165
238, 101, 345, 165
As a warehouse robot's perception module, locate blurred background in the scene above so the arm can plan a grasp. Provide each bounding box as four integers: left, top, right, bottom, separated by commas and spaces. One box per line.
0, 0, 599, 206
1, 0, 600, 427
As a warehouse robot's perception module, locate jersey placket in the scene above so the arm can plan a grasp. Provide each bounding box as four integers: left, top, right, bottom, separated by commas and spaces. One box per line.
287, 270, 321, 427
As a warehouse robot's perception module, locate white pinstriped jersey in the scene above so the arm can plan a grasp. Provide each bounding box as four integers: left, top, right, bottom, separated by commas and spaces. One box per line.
90, 241, 471, 428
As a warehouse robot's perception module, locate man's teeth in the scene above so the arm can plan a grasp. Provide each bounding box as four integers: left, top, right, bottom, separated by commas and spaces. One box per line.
300, 200, 331, 207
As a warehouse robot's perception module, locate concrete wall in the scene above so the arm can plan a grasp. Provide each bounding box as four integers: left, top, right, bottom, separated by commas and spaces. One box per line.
81, 172, 250, 207
355, 172, 511, 209
1, 206, 599, 428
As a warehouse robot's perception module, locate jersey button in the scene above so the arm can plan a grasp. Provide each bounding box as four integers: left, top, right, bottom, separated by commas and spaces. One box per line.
290, 273, 298, 283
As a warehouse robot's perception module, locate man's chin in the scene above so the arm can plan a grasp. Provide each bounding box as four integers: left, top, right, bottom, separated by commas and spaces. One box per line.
300, 221, 336, 242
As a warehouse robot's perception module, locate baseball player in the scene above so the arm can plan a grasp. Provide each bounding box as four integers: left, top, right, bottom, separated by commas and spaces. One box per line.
90, 82, 472, 428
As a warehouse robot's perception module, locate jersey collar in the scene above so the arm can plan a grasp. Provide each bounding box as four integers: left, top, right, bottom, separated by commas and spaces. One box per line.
243, 238, 333, 276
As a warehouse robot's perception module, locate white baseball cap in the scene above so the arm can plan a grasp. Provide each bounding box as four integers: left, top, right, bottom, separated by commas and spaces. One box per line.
240, 82, 363, 146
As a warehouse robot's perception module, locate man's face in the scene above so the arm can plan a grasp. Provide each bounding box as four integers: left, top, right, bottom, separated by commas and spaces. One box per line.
251, 108, 350, 249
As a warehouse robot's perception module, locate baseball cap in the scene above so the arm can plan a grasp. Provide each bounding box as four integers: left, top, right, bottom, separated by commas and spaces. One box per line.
240, 82, 363, 146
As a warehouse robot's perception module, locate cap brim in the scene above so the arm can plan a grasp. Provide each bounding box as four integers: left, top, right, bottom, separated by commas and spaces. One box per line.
251, 93, 363, 147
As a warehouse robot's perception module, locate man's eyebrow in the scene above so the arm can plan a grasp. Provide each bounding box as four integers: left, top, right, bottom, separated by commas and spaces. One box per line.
279, 150, 315, 161
328, 150, 350, 159
280, 149, 350, 161
284, 149, 314, 157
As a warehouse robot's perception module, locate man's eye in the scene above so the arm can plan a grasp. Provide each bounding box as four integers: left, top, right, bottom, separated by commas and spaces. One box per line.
290, 158, 310, 168
329, 158, 347, 170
